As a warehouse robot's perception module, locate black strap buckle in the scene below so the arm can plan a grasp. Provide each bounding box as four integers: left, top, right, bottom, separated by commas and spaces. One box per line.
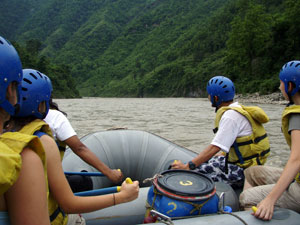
50, 207, 65, 222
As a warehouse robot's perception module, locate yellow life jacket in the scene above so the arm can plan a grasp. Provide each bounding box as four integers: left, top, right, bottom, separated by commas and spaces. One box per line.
17, 119, 68, 225
19, 119, 53, 139
281, 105, 300, 184
21, 119, 66, 160
0, 132, 47, 195
214, 105, 270, 169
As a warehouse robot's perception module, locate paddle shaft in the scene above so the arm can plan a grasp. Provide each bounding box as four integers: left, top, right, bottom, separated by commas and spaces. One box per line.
65, 169, 121, 177
64, 171, 105, 176
75, 186, 121, 196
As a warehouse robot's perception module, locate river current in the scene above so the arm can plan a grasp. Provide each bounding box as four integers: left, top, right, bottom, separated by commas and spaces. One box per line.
55, 98, 289, 168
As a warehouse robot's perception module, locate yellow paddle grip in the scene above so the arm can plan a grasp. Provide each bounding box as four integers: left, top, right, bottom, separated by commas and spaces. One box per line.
126, 177, 133, 184
252, 206, 257, 213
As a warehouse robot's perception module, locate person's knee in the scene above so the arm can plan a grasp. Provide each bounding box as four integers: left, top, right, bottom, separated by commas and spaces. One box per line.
239, 191, 247, 208
244, 165, 259, 177
243, 166, 262, 185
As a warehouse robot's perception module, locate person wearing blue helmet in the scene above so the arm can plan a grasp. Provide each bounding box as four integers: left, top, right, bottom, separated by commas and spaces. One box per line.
6, 69, 139, 225
0, 37, 50, 224
240, 60, 300, 220
171, 76, 270, 187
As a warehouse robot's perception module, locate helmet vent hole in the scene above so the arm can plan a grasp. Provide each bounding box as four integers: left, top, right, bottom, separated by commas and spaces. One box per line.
37, 71, 43, 78
225, 90, 229, 93
22, 87, 27, 91
290, 62, 294, 67
0, 40, 3, 45
29, 73, 38, 80
22, 97, 27, 101
219, 81, 223, 85
223, 85, 227, 88
296, 63, 300, 68
215, 79, 218, 84
23, 78, 32, 84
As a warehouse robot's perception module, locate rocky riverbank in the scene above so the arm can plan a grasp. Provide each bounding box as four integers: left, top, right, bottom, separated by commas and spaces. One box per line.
236, 92, 287, 105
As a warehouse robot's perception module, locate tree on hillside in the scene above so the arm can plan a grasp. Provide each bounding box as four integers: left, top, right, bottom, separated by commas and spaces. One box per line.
225, 2, 272, 86
13, 40, 80, 98
283, 0, 300, 60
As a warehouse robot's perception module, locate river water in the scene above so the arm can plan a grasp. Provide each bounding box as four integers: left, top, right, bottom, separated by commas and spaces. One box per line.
55, 98, 289, 168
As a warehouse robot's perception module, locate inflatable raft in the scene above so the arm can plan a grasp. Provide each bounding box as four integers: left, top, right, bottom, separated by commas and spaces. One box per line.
62, 130, 300, 225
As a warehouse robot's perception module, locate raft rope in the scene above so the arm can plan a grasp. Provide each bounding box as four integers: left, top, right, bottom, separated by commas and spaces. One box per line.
219, 211, 248, 225
157, 211, 249, 225
143, 174, 164, 184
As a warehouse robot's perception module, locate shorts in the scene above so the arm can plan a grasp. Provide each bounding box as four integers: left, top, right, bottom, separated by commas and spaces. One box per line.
239, 165, 300, 212
67, 214, 86, 225
195, 156, 244, 185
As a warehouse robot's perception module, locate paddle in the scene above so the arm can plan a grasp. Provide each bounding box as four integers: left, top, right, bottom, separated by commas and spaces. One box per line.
64, 169, 121, 177
74, 177, 133, 196
64, 171, 105, 176
75, 186, 121, 196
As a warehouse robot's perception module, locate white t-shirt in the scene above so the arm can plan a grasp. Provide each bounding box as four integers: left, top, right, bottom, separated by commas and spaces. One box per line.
211, 102, 252, 153
44, 109, 77, 141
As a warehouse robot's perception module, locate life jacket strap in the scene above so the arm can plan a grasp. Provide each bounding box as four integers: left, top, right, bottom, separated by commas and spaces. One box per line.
50, 207, 66, 222
235, 133, 268, 147
228, 148, 270, 165
33, 130, 47, 138
232, 141, 244, 164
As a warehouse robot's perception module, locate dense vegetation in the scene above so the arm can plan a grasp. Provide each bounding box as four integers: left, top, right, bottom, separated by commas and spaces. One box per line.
1, 0, 299, 97
13, 40, 80, 98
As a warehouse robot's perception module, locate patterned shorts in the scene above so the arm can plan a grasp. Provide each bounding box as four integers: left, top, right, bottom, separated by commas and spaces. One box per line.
195, 156, 244, 186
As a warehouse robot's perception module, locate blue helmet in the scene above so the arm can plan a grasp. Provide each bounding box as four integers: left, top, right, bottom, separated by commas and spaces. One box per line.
43, 73, 53, 92
206, 76, 235, 107
279, 60, 300, 97
0, 36, 23, 115
16, 69, 51, 119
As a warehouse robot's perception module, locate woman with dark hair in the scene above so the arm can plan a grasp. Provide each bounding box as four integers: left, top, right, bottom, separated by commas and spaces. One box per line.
7, 69, 139, 225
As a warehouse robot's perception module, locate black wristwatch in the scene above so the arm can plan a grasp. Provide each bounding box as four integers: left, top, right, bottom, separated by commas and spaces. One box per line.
188, 161, 196, 170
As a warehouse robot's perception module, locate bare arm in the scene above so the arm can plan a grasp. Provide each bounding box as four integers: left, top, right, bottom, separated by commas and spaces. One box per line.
254, 129, 300, 220
5, 147, 50, 225
64, 135, 123, 183
171, 144, 220, 170
42, 135, 139, 214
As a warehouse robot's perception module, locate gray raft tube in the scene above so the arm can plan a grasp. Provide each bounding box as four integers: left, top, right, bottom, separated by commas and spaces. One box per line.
62, 129, 199, 189
62, 130, 300, 225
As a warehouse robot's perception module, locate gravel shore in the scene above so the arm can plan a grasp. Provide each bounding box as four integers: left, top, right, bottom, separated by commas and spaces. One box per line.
235, 92, 287, 105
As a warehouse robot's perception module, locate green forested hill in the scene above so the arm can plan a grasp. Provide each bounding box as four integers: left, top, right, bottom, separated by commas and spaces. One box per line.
1, 0, 299, 97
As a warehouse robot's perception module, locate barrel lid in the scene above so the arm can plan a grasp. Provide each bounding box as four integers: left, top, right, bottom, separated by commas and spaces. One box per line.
155, 170, 216, 201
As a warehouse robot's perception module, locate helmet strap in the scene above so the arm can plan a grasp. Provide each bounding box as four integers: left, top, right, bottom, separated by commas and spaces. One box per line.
212, 96, 218, 112
287, 92, 294, 106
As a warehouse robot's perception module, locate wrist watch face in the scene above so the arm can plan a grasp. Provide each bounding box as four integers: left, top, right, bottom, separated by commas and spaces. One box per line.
188, 161, 196, 170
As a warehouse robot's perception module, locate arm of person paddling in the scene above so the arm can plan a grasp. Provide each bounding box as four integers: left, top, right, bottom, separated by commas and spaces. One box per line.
172, 109, 242, 170
253, 129, 300, 221
64, 135, 123, 183
45, 109, 123, 184
41, 135, 139, 213
171, 144, 220, 170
